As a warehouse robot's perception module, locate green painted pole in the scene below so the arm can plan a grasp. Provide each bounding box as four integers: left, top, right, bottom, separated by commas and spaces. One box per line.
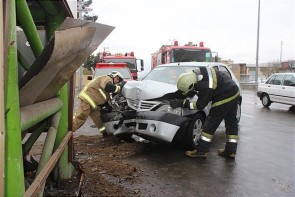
5, 0, 25, 196
0, 0, 5, 196
42, 2, 65, 41
36, 112, 61, 197
54, 84, 73, 179
23, 121, 48, 155
17, 49, 30, 71
16, 0, 43, 57
20, 98, 63, 132
42, 6, 73, 180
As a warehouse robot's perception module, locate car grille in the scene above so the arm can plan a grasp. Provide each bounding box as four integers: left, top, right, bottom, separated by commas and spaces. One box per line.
127, 99, 161, 111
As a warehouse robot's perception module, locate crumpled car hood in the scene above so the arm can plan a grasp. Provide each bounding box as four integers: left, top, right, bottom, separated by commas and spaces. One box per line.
122, 80, 177, 100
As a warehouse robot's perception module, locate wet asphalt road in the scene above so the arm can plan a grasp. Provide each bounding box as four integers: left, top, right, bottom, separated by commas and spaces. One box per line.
124, 89, 295, 197
74, 89, 294, 197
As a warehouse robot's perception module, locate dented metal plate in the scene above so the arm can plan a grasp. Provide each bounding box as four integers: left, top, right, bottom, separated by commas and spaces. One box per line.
19, 18, 114, 107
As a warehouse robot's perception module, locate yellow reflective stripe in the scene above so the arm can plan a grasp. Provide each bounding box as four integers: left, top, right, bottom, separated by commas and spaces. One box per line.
211, 68, 217, 90
189, 102, 194, 110
206, 68, 217, 89
79, 92, 97, 109
227, 135, 239, 143
211, 91, 240, 108
200, 132, 213, 142
98, 126, 106, 132
98, 88, 107, 100
207, 67, 213, 89
114, 85, 121, 93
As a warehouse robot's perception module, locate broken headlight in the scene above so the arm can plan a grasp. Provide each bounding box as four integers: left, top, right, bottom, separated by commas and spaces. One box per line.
156, 104, 181, 116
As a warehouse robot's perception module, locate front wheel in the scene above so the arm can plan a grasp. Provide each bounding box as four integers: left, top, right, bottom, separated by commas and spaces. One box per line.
184, 114, 204, 149
261, 94, 271, 107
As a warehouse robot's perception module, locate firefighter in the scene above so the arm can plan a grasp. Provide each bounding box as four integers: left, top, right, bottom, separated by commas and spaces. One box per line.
170, 67, 240, 158
72, 71, 126, 135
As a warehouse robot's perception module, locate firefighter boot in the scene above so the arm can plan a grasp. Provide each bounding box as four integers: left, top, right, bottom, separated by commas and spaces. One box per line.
185, 138, 210, 158
185, 149, 207, 158
218, 149, 236, 159
218, 141, 237, 158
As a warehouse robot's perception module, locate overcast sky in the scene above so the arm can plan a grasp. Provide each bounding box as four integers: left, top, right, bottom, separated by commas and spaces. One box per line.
91, 0, 295, 74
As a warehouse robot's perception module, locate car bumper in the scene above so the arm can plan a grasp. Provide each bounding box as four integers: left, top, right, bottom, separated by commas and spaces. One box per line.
135, 111, 190, 142
102, 111, 191, 143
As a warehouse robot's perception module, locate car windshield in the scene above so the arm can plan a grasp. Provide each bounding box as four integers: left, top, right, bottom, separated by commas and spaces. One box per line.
171, 49, 212, 62
94, 68, 132, 79
143, 66, 197, 85
104, 58, 136, 72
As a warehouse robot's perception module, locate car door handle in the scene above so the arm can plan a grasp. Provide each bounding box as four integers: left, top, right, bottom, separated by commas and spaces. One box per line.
282, 87, 285, 89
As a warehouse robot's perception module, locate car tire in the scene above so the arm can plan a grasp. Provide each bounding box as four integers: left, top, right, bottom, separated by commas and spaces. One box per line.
184, 113, 204, 149
261, 93, 271, 107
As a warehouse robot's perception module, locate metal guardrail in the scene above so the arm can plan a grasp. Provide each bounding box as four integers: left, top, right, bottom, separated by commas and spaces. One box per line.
239, 82, 258, 90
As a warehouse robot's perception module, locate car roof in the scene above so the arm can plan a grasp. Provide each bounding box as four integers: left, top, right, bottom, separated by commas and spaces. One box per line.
155, 62, 227, 68
272, 73, 295, 76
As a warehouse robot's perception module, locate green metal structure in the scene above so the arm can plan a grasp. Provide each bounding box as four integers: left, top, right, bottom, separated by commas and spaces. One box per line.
0, 1, 114, 196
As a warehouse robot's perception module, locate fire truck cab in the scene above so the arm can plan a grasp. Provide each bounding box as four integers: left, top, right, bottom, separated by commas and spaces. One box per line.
151, 40, 218, 69
99, 52, 144, 80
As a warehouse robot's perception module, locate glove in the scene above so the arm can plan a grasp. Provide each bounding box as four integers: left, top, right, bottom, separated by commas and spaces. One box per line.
101, 102, 112, 113
119, 81, 127, 89
170, 99, 184, 109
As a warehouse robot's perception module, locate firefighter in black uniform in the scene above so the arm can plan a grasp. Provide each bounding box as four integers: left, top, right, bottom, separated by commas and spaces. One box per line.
170, 67, 240, 158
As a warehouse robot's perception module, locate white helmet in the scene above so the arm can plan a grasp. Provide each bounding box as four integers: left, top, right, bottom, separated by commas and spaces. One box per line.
109, 71, 123, 82
177, 71, 197, 95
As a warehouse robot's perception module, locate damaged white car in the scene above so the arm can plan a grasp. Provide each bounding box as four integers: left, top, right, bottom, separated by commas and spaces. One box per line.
101, 62, 242, 149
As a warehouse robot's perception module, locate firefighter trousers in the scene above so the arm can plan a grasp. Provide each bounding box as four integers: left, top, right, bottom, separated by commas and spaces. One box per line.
196, 96, 239, 153
72, 99, 103, 132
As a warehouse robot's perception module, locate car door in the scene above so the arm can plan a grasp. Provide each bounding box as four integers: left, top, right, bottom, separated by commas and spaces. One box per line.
281, 74, 295, 105
268, 74, 284, 103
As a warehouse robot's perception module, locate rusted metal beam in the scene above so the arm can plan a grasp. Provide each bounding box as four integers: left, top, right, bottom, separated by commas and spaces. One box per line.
24, 131, 73, 197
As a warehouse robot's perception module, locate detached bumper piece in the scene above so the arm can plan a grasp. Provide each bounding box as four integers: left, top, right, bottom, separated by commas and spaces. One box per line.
102, 110, 136, 136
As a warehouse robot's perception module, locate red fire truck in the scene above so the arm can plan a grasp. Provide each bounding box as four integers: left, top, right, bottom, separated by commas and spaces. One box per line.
93, 63, 133, 81
99, 52, 144, 80
151, 40, 218, 69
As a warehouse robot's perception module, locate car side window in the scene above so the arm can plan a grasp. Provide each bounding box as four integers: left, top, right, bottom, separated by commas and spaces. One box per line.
266, 75, 275, 84
212, 66, 219, 72
272, 75, 284, 85
219, 65, 232, 78
283, 75, 295, 86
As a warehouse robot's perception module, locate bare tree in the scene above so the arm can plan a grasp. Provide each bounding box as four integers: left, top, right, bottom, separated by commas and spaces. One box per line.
260, 62, 280, 78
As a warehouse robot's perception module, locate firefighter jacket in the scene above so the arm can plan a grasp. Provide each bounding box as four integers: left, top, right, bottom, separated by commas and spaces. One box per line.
192, 67, 240, 110
78, 75, 121, 109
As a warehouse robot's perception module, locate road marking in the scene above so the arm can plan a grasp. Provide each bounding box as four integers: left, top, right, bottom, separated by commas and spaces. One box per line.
271, 122, 293, 129
241, 113, 255, 118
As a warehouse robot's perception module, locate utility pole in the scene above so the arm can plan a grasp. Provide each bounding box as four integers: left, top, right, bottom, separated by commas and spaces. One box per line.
255, 0, 260, 83
280, 40, 283, 63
